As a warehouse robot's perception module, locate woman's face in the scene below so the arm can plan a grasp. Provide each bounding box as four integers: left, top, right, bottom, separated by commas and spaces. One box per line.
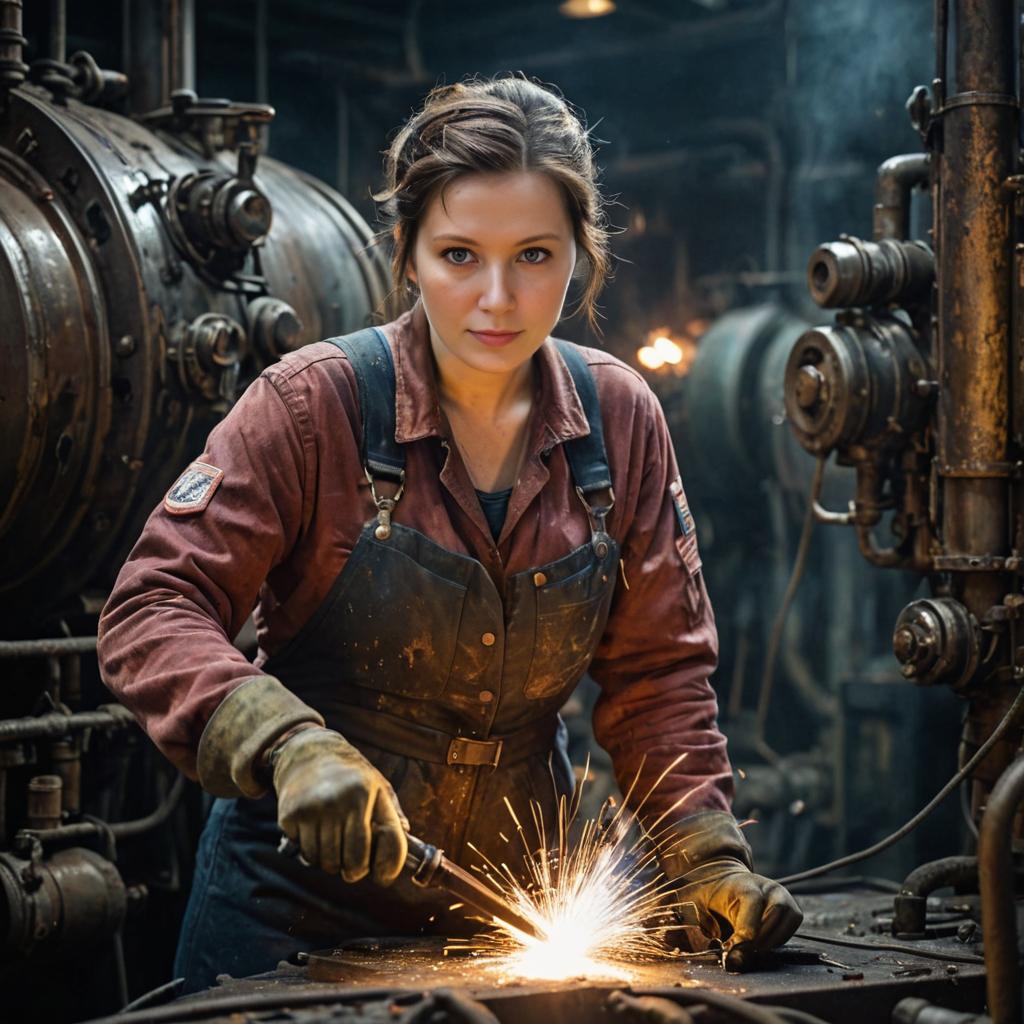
408, 170, 578, 379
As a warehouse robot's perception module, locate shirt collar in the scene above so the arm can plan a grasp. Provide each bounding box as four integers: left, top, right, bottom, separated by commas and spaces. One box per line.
385, 302, 591, 450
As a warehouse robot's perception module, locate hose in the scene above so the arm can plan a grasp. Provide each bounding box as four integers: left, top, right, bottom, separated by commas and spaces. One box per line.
778, 682, 1024, 885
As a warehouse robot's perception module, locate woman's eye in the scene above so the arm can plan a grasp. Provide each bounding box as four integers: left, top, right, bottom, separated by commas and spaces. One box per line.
520, 248, 551, 264
442, 248, 474, 265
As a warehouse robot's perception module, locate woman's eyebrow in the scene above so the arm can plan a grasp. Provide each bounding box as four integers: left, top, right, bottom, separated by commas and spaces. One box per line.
431, 233, 562, 245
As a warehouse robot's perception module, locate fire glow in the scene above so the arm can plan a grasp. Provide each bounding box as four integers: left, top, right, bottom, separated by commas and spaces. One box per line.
447, 755, 700, 982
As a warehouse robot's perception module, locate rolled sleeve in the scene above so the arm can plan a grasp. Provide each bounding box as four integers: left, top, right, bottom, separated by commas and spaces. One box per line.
590, 385, 733, 828
98, 374, 309, 777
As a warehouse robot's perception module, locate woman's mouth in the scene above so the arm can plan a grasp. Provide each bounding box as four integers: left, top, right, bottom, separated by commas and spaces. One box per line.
469, 329, 523, 348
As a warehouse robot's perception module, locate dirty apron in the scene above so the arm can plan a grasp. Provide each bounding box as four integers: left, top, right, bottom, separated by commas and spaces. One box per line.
175, 328, 619, 992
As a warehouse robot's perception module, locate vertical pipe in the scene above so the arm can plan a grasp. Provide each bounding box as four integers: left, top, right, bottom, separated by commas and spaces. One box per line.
123, 0, 195, 115
27, 775, 63, 830
0, 0, 27, 95
255, 0, 269, 149
49, 0, 65, 63
934, 0, 948, 106
336, 85, 349, 196
177, 0, 196, 93
978, 754, 1024, 1024
937, 0, 1018, 811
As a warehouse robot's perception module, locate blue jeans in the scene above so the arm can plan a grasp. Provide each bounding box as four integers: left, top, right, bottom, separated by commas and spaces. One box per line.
173, 794, 451, 993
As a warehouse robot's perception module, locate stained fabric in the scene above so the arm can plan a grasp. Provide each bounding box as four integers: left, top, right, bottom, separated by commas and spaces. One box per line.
98, 301, 731, 834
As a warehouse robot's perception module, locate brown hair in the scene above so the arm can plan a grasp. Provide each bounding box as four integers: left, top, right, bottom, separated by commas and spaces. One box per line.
375, 75, 611, 329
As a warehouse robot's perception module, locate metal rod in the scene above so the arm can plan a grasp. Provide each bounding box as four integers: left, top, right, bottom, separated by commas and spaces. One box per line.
0, 705, 135, 742
48, 0, 65, 63
0, 636, 97, 658
978, 754, 1024, 1024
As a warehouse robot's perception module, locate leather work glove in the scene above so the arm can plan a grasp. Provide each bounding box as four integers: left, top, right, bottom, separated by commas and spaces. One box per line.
270, 725, 409, 884
196, 675, 409, 884
658, 810, 803, 969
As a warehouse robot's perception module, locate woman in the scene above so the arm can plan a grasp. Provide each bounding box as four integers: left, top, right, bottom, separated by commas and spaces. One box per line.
98, 76, 801, 992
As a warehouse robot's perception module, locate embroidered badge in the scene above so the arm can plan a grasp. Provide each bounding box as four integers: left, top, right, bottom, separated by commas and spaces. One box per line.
164, 461, 224, 515
669, 478, 696, 537
670, 477, 702, 577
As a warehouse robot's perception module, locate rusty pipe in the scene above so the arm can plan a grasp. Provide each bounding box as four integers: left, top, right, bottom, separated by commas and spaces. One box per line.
0, 705, 135, 742
0, 636, 97, 658
978, 754, 1024, 1024
937, 0, 1016, 612
874, 153, 930, 241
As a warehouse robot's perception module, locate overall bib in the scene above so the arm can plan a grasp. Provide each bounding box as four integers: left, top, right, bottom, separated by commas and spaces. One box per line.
175, 329, 620, 991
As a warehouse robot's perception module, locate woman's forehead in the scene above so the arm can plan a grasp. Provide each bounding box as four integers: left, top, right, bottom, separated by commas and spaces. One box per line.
421, 171, 573, 243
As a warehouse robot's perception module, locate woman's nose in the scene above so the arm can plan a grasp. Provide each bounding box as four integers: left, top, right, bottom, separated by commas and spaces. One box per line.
478, 265, 515, 314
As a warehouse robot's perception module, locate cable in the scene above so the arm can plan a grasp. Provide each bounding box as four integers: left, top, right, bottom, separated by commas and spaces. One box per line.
794, 930, 985, 965
110, 773, 186, 839
754, 456, 826, 766
785, 874, 900, 895
778, 682, 1024, 886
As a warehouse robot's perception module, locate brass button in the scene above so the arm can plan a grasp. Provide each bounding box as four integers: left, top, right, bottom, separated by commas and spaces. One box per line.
481, 632, 496, 647
479, 689, 494, 703
533, 572, 547, 587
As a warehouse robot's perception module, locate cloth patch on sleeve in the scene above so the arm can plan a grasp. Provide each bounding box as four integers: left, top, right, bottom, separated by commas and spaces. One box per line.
669, 478, 696, 537
164, 461, 224, 515
670, 478, 701, 574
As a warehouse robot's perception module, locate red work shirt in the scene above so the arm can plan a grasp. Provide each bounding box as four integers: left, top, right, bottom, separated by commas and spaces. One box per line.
98, 304, 734, 824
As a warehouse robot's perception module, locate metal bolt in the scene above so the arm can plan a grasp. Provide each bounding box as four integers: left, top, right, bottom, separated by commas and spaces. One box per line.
795, 365, 825, 410
893, 626, 919, 662
481, 632, 496, 647
533, 572, 547, 588
115, 334, 136, 357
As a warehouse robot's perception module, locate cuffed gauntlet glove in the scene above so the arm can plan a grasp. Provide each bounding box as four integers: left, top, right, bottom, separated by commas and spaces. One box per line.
659, 810, 802, 958
196, 676, 409, 884
271, 726, 409, 884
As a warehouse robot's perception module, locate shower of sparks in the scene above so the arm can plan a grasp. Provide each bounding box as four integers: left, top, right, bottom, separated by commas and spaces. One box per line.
446, 753, 710, 982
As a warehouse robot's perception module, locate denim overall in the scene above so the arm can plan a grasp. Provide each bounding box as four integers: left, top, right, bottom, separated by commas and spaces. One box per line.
175, 328, 619, 991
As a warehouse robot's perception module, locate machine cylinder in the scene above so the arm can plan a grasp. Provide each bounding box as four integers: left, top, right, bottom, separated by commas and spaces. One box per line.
0, 846, 126, 956
807, 236, 933, 309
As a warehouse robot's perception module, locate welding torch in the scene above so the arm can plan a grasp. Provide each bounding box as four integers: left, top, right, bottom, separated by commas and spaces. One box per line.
278, 832, 543, 940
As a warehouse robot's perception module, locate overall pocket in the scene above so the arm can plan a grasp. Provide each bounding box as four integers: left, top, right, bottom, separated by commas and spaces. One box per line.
523, 551, 616, 700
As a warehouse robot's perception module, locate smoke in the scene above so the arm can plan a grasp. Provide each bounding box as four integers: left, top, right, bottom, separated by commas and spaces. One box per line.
784, 0, 933, 267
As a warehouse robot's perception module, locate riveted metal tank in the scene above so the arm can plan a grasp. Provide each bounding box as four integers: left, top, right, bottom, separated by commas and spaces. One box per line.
0, 80, 391, 630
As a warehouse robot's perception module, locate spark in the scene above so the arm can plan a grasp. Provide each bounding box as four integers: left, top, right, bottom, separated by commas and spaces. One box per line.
448, 754, 705, 982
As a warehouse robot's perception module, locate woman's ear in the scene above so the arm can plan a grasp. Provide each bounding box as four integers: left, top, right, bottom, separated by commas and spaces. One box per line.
406, 256, 418, 286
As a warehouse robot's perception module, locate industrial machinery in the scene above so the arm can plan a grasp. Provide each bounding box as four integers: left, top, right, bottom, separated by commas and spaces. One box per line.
778, 0, 1024, 1020
1, 0, 1021, 1020
0, 0, 390, 1017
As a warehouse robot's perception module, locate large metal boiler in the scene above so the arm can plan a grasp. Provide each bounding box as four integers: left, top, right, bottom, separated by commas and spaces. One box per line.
0, 1, 390, 1017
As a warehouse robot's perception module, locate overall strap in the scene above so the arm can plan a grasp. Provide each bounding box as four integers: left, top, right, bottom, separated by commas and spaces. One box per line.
555, 340, 615, 535
328, 327, 404, 539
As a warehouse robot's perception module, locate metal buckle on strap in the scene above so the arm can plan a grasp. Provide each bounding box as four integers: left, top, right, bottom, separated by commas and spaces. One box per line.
447, 736, 503, 768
